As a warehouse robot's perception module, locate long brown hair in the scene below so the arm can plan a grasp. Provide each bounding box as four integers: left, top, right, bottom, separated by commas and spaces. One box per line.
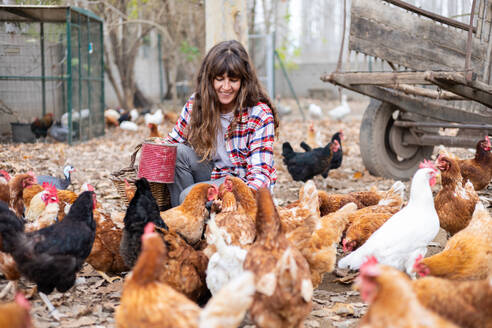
188, 40, 279, 161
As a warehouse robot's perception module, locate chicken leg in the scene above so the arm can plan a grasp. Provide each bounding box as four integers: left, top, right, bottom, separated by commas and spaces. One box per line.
96, 270, 121, 283
39, 292, 63, 321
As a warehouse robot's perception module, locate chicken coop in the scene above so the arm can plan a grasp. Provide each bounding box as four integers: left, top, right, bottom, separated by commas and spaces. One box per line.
0, 5, 104, 144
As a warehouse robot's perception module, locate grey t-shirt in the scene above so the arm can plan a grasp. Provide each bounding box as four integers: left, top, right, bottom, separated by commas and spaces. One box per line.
213, 112, 234, 168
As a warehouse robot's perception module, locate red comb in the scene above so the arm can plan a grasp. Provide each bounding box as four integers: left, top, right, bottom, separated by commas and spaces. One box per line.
144, 222, 155, 235
42, 183, 58, 196
419, 159, 435, 170
14, 293, 30, 310
360, 256, 378, 274
0, 170, 10, 181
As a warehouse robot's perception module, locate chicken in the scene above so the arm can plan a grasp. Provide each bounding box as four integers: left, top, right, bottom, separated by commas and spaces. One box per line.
120, 178, 168, 269
147, 123, 162, 138
25, 183, 59, 232
412, 276, 492, 328
303, 122, 322, 149
115, 223, 255, 328
282, 139, 340, 182
203, 178, 256, 257
0, 191, 96, 320
243, 187, 313, 328
164, 110, 179, 124
342, 181, 406, 252
159, 182, 218, 245
301, 130, 344, 176
0, 293, 32, 328
0, 170, 10, 204
278, 180, 320, 234
413, 201, 492, 280
205, 211, 248, 296
30, 112, 54, 139
435, 154, 479, 235
24, 182, 58, 224
328, 94, 351, 121
123, 179, 135, 203
24, 183, 90, 222
86, 209, 129, 281
303, 202, 357, 288
36, 164, 75, 190
154, 226, 210, 304
458, 136, 492, 190
338, 163, 440, 276
144, 109, 163, 125
7, 172, 37, 218
223, 176, 257, 222
316, 189, 364, 215
356, 257, 459, 328
104, 109, 120, 127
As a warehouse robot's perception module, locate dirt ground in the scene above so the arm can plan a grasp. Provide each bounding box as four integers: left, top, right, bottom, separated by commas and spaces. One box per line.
0, 97, 477, 327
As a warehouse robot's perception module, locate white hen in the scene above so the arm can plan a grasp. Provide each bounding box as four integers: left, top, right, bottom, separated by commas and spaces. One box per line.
328, 94, 351, 121
205, 213, 247, 296
144, 109, 163, 125
338, 166, 440, 276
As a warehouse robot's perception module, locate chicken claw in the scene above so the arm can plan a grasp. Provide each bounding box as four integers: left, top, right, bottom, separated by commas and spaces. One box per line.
97, 270, 121, 283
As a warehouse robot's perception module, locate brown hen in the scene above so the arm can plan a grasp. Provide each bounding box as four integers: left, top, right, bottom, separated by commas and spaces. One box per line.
459, 136, 492, 190
243, 187, 312, 328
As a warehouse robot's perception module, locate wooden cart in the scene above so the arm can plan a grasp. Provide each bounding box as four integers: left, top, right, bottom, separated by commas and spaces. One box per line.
322, 0, 492, 180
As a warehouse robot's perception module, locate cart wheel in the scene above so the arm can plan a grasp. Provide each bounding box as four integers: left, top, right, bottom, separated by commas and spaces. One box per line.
359, 99, 434, 180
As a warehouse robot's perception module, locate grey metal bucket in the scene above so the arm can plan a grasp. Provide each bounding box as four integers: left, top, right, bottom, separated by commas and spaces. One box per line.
11, 123, 36, 143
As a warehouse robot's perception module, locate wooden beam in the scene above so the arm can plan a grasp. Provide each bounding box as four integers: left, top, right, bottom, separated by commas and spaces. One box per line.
326, 73, 492, 124
382, 0, 476, 32
350, 0, 487, 75
424, 71, 492, 108
321, 71, 432, 85
391, 84, 465, 101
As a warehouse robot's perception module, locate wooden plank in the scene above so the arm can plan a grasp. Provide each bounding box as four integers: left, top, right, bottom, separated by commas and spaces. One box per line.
320, 71, 432, 85
327, 73, 492, 123
383, 0, 475, 32
350, 0, 487, 77
424, 72, 492, 108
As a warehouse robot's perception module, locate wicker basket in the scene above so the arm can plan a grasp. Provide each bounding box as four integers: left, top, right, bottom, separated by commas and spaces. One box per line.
110, 143, 171, 211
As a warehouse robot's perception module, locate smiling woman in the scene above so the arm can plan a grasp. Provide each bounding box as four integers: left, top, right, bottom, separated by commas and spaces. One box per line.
163, 40, 279, 207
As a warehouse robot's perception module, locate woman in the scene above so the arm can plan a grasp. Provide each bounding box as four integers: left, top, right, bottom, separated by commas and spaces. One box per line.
164, 40, 279, 207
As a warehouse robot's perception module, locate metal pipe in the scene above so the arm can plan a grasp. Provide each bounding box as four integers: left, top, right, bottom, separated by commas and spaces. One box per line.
66, 8, 72, 145
403, 134, 481, 148
382, 0, 476, 32
465, 0, 477, 82
394, 120, 492, 130
40, 22, 46, 116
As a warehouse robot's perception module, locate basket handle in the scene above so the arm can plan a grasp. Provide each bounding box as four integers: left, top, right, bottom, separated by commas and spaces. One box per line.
130, 143, 143, 168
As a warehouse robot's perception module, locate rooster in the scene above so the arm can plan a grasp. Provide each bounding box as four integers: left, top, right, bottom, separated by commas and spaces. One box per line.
413, 201, 492, 280
243, 187, 313, 328
338, 162, 440, 276
30, 113, 54, 139
434, 154, 479, 235
356, 257, 459, 328
115, 223, 255, 328
458, 135, 492, 191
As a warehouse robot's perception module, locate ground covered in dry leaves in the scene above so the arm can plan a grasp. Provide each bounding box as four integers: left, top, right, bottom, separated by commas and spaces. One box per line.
0, 97, 474, 327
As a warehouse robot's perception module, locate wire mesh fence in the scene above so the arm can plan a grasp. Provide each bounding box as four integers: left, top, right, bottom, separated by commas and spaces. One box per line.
0, 6, 104, 144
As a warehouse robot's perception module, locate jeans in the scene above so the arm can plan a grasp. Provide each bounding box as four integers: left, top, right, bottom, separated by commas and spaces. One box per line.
167, 143, 221, 207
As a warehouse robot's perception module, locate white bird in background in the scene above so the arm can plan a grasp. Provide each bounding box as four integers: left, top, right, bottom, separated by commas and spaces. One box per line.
130, 109, 139, 122
308, 103, 323, 119
328, 94, 351, 121
338, 163, 440, 276
104, 109, 120, 122
144, 109, 163, 125
119, 121, 138, 131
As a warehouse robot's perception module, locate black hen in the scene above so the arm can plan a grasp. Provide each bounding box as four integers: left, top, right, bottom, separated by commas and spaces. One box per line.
301, 130, 344, 178
0, 191, 96, 294
120, 178, 168, 268
282, 139, 340, 182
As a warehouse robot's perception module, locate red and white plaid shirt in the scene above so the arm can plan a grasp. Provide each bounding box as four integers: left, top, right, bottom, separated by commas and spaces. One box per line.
165, 95, 277, 190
